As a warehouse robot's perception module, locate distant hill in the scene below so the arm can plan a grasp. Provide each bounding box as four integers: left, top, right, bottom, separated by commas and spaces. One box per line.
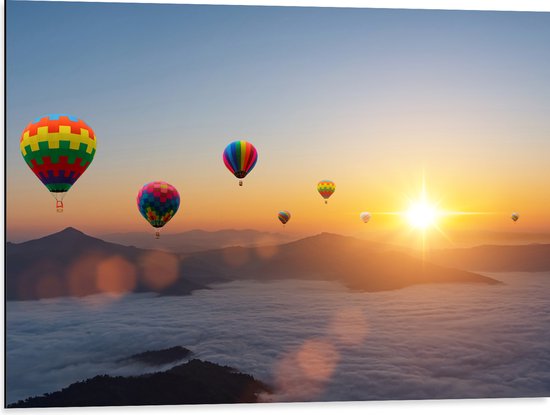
8, 359, 271, 407
179, 232, 499, 292
120, 346, 192, 366
429, 244, 550, 272
6, 227, 215, 301
6, 228, 499, 301
100, 229, 301, 253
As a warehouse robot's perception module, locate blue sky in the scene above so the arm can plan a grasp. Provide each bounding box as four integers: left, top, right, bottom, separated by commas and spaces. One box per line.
6, 1, 550, 239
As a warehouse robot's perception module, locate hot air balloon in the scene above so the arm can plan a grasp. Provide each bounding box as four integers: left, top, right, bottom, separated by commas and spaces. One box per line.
360, 212, 371, 223
223, 140, 258, 186
20, 114, 97, 212
137, 181, 180, 239
278, 210, 291, 226
317, 180, 335, 204
511, 212, 519, 222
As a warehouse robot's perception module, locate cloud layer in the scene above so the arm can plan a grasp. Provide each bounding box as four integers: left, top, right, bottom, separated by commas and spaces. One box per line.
6, 273, 550, 404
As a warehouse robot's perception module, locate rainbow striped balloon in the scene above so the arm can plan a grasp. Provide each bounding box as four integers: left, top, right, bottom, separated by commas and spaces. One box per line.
317, 180, 335, 204
20, 114, 97, 212
278, 210, 291, 225
137, 181, 180, 237
222, 140, 258, 186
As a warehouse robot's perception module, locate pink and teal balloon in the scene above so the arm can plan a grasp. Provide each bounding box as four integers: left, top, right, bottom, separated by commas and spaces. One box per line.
137, 181, 180, 230
223, 140, 258, 186
278, 210, 291, 225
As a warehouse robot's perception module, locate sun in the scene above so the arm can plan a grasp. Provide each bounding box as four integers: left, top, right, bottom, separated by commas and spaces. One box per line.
405, 200, 439, 230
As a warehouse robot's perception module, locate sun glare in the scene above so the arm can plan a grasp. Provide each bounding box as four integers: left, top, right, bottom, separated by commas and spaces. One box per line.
405, 200, 438, 230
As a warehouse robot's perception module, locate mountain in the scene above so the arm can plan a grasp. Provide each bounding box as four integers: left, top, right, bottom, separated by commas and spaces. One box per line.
177, 232, 499, 292
100, 229, 301, 253
6, 228, 499, 301
428, 244, 550, 272
8, 359, 271, 407
120, 346, 192, 366
6, 227, 214, 301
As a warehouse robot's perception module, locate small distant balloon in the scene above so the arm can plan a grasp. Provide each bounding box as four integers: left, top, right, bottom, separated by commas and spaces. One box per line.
317, 180, 335, 204
360, 212, 371, 223
223, 140, 258, 186
511, 212, 519, 222
278, 210, 291, 226
137, 181, 180, 238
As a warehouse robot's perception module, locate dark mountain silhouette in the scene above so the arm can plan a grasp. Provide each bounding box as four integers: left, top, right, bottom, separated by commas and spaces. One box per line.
8, 359, 271, 408
429, 244, 550, 272
7, 228, 499, 301
6, 227, 215, 301
120, 346, 192, 366
179, 232, 499, 292
100, 228, 301, 253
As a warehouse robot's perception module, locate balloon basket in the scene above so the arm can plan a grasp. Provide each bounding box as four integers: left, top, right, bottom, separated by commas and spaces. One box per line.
56, 200, 64, 213
239, 180, 243, 186
155, 231, 160, 239
325, 200, 327, 205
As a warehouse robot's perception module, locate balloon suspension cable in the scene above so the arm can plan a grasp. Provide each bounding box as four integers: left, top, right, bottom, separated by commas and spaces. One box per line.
52, 192, 66, 213
239, 180, 243, 186
155, 230, 160, 239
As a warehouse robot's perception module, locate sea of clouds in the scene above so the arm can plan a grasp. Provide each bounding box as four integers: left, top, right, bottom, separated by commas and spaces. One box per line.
6, 273, 550, 404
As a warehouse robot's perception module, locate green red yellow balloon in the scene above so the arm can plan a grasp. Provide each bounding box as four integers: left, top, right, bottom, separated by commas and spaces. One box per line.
20, 114, 97, 212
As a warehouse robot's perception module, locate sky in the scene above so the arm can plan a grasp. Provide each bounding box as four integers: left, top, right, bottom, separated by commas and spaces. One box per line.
6, 1, 550, 242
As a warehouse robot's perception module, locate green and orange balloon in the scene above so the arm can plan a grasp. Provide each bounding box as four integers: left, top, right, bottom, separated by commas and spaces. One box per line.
317, 180, 335, 204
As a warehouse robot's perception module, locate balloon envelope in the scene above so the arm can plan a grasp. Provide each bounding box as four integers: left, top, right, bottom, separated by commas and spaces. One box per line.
278, 210, 291, 225
317, 180, 335, 202
223, 140, 258, 180
511, 212, 519, 222
20, 114, 97, 207
360, 212, 371, 223
137, 181, 180, 229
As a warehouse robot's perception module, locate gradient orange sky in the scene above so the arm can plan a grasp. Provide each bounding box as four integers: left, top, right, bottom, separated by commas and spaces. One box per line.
6, 3, 550, 243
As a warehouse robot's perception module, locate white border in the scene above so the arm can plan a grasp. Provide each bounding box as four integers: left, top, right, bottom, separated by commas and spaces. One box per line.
15, 0, 550, 12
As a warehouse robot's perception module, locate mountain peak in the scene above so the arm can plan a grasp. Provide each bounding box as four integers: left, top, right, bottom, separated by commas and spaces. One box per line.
298, 232, 355, 243
21, 227, 102, 247
317, 232, 345, 238
59, 226, 85, 235
45, 227, 90, 240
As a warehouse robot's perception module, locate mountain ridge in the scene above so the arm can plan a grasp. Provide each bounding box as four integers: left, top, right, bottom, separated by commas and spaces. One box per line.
6, 227, 212, 301
98, 228, 303, 253
8, 359, 270, 407
429, 243, 550, 271
6, 227, 502, 301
